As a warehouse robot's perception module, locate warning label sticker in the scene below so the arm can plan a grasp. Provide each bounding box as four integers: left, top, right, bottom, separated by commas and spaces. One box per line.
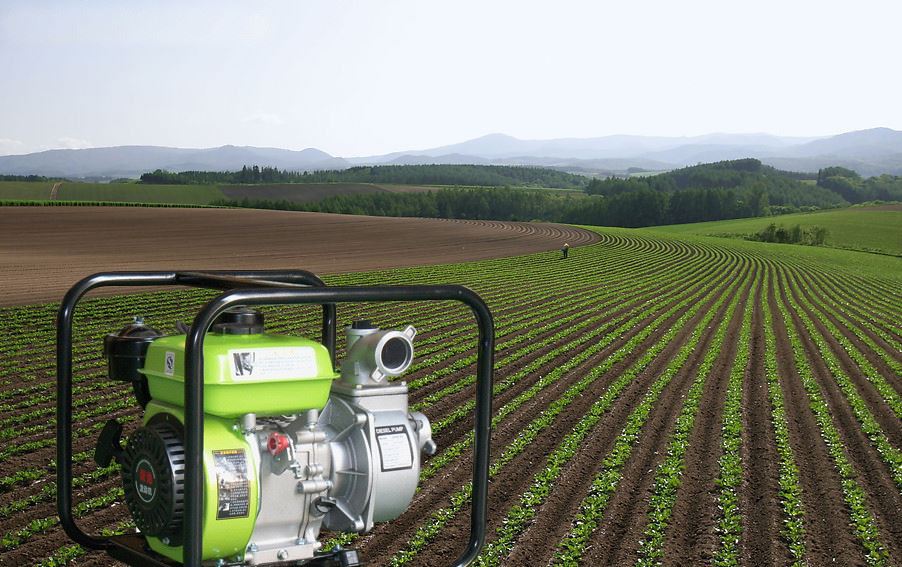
213, 449, 249, 519
375, 425, 413, 472
228, 347, 317, 380
164, 351, 176, 376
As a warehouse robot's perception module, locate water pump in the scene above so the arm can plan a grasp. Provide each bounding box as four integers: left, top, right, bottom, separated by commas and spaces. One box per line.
56, 270, 494, 567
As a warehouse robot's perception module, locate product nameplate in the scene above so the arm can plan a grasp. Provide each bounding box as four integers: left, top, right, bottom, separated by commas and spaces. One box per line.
213, 449, 249, 519
375, 425, 413, 471
228, 346, 317, 380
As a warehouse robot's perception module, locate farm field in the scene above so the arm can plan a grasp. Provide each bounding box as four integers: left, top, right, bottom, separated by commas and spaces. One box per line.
220, 182, 438, 203
0, 206, 596, 306
0, 181, 440, 206
0, 222, 900, 566
1, 181, 567, 208
653, 203, 902, 257
0, 181, 226, 205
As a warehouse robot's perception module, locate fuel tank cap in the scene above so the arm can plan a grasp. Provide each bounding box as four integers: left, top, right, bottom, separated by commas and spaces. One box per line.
211, 307, 264, 334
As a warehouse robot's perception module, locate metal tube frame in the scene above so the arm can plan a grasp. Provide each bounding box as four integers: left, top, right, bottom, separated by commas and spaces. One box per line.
57, 271, 494, 567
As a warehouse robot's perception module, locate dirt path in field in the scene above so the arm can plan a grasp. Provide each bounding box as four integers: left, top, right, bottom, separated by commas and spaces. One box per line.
794, 271, 902, 396
499, 264, 742, 567
767, 270, 864, 566
661, 272, 752, 565
788, 273, 902, 445
740, 278, 791, 565
0, 206, 599, 306
777, 268, 902, 562
579, 261, 750, 567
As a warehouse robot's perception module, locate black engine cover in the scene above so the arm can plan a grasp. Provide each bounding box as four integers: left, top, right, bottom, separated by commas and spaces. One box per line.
120, 415, 185, 544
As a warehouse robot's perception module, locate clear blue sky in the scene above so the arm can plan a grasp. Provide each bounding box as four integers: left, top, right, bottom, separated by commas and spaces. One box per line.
1, 0, 900, 156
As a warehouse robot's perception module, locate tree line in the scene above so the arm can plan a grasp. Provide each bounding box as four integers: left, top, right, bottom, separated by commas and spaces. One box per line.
585, 159, 844, 220
816, 166, 902, 203
140, 164, 588, 189
0, 174, 57, 182
213, 188, 573, 222
146, 158, 901, 228
750, 223, 828, 246
211, 180, 838, 228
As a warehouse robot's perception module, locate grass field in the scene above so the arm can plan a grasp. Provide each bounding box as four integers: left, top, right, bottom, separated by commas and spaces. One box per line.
219, 182, 440, 203
0, 180, 578, 208
0, 181, 432, 206
0, 181, 225, 205
0, 216, 899, 566
652, 203, 902, 256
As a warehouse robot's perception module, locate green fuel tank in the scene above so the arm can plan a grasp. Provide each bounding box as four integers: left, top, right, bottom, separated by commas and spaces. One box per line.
141, 329, 337, 418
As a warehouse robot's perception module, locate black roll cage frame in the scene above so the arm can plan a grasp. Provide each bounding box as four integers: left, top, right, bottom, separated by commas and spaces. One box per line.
56, 270, 494, 567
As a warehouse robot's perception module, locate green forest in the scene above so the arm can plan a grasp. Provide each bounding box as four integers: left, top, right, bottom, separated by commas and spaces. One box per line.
139, 164, 588, 189
815, 166, 902, 203
583, 159, 844, 223
10, 158, 899, 228
213, 159, 899, 228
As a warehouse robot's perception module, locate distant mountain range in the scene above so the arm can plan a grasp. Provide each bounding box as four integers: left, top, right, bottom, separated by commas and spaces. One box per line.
2, 128, 901, 179
0, 145, 349, 179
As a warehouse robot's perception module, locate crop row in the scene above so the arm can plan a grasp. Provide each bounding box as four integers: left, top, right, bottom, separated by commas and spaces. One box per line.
2, 228, 899, 566
712, 270, 758, 566
772, 265, 889, 565
551, 261, 746, 565
0, 247, 697, 456
0, 235, 724, 556
477, 261, 748, 566
391, 255, 745, 565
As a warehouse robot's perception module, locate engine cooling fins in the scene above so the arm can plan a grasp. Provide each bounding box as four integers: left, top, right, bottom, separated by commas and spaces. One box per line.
120, 415, 186, 545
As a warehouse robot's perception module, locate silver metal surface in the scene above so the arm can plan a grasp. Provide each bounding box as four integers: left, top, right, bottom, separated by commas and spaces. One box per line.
239, 324, 433, 564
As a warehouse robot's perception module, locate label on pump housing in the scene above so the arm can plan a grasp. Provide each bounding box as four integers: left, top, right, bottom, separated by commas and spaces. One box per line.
228, 346, 317, 380
213, 449, 249, 519
375, 425, 413, 471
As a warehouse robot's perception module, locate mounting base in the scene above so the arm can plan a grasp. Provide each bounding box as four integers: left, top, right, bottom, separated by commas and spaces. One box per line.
106, 534, 362, 567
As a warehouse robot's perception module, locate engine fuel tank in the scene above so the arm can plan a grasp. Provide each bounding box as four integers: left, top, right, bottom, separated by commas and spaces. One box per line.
142, 333, 337, 418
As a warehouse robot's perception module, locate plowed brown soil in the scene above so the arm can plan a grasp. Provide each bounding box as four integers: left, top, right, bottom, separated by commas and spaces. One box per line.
767, 272, 862, 566
1, 217, 899, 567
0, 206, 598, 306
777, 268, 902, 561
740, 280, 790, 565
358, 257, 738, 567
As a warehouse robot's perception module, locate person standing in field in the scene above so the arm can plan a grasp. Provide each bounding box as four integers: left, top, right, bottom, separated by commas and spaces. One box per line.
561, 243, 570, 259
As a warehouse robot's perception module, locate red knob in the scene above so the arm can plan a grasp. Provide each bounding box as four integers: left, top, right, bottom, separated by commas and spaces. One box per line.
267, 432, 291, 456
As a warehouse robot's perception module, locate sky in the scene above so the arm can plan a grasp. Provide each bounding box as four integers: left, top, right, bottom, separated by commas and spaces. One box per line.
1, 0, 900, 157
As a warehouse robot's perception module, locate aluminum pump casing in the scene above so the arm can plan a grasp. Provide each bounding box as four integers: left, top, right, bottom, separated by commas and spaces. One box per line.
240, 323, 434, 565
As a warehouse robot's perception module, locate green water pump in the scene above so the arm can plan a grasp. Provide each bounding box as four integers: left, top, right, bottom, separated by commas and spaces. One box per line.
99, 306, 431, 565
57, 270, 494, 567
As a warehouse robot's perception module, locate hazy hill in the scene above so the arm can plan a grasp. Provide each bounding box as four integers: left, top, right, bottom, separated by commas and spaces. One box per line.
352, 132, 818, 163
350, 128, 902, 176
1, 128, 900, 178
757, 128, 902, 175
386, 153, 493, 166
781, 127, 902, 158
0, 145, 347, 178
